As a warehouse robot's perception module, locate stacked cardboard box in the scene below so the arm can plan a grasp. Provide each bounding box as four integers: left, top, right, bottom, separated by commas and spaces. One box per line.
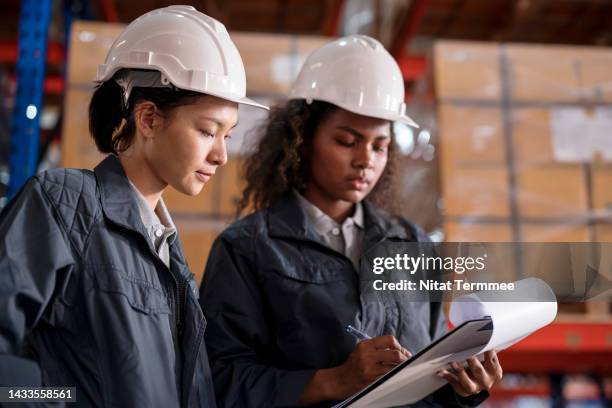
62, 21, 329, 282
432, 41, 612, 318
434, 41, 612, 245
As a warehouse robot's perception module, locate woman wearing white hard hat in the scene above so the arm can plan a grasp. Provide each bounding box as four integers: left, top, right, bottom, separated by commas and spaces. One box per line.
200, 35, 502, 407
0, 6, 266, 407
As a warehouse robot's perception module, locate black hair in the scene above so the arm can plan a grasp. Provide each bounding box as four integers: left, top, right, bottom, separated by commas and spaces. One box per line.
88, 70, 205, 154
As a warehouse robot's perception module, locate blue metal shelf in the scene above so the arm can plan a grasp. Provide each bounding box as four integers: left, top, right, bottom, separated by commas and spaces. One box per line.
7, 0, 53, 198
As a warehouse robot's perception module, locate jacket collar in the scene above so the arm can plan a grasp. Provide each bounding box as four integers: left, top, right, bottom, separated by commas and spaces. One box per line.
267, 192, 413, 248
94, 155, 146, 233
94, 155, 189, 275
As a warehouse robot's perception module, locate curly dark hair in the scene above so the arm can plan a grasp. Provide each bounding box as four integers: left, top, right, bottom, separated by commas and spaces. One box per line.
237, 99, 399, 216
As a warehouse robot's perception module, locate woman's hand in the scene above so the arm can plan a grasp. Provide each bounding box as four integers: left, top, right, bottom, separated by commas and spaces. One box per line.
299, 335, 411, 405
437, 350, 503, 397
334, 335, 412, 395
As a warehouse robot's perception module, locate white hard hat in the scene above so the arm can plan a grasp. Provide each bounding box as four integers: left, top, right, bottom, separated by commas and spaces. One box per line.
289, 35, 417, 127
96, 5, 267, 110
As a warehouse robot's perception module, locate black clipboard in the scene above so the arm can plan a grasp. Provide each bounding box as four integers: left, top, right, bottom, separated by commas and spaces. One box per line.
334, 317, 493, 408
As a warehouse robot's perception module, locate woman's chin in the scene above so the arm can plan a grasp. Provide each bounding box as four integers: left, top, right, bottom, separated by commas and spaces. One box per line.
172, 181, 205, 197
340, 189, 368, 204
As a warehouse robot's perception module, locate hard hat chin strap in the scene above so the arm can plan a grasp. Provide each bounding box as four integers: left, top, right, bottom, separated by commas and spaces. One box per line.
113, 70, 175, 116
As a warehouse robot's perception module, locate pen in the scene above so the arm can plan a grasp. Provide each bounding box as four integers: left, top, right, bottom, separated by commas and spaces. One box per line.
346, 325, 372, 341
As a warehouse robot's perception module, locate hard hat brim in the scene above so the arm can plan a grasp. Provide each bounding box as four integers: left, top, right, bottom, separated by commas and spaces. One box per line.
233, 96, 270, 110
186, 87, 269, 111
324, 99, 420, 128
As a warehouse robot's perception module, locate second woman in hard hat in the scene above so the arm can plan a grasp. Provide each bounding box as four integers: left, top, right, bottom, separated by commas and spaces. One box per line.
200, 35, 503, 407
0, 6, 266, 407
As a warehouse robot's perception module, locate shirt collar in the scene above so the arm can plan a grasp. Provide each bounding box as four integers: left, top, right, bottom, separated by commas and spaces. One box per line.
293, 190, 364, 236
128, 180, 177, 244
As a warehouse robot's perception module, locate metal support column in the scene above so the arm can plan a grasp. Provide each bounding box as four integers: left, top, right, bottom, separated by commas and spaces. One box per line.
7, 0, 53, 198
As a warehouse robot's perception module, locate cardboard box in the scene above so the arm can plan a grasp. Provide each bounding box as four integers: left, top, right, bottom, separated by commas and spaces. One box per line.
511, 108, 556, 163
433, 41, 501, 101
441, 165, 510, 218
438, 104, 505, 165
516, 164, 588, 218
67, 21, 124, 85
233, 33, 293, 95
591, 164, 612, 213
580, 49, 612, 102
444, 222, 513, 242
218, 158, 245, 216
520, 223, 591, 242
593, 224, 612, 242
506, 45, 583, 102
232, 33, 330, 95
61, 88, 105, 170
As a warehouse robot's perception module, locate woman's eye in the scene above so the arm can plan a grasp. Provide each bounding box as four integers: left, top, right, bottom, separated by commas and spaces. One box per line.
373, 144, 388, 153
336, 138, 355, 147
224, 133, 232, 140
200, 130, 215, 138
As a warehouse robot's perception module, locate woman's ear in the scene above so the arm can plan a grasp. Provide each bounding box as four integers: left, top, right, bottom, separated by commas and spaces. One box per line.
133, 101, 159, 139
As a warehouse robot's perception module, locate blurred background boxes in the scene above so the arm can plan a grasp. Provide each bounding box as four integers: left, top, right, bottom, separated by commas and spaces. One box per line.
432, 40, 612, 246
591, 164, 612, 213
438, 105, 505, 164
519, 224, 591, 243
516, 164, 588, 218
441, 165, 510, 218
444, 222, 513, 242
433, 42, 501, 101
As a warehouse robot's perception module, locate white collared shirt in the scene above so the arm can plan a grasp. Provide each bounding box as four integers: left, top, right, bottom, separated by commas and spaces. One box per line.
294, 190, 364, 270
129, 181, 177, 268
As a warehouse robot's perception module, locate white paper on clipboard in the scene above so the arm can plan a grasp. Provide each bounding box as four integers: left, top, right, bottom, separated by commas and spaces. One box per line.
335, 278, 557, 408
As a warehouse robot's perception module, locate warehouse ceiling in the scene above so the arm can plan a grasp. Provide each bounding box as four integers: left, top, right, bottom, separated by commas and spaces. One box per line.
0, 0, 611, 101
2, 0, 612, 48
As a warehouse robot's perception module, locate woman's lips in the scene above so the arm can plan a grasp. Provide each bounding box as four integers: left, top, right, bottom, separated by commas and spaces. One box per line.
195, 171, 212, 183
348, 177, 369, 190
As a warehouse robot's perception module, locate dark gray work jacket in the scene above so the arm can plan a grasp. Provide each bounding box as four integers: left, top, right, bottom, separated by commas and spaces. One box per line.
200, 193, 488, 407
0, 155, 215, 408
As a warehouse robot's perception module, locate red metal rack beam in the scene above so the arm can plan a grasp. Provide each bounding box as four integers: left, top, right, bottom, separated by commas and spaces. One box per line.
9, 74, 64, 95
397, 54, 427, 82
0, 41, 65, 64
325, 0, 346, 36
498, 322, 612, 375
390, 0, 431, 58
99, 0, 119, 23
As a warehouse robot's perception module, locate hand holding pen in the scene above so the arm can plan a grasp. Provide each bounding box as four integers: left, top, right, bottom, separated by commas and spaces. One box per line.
307, 325, 410, 399
298, 325, 413, 403
346, 325, 411, 359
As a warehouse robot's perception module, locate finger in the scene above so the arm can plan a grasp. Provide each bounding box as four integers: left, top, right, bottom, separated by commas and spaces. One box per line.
438, 369, 471, 397
400, 346, 412, 358
359, 356, 398, 380
483, 351, 503, 383
466, 357, 486, 381
370, 349, 409, 366
371, 335, 403, 351
466, 357, 493, 390
451, 362, 481, 395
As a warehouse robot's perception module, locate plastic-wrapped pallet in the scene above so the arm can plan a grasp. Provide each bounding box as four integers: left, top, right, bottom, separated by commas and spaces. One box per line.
429, 40, 612, 244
